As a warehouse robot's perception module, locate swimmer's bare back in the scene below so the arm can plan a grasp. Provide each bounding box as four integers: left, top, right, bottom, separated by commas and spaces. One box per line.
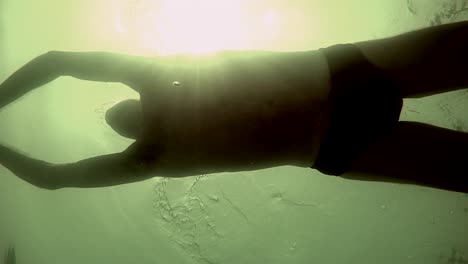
139, 50, 332, 174
0, 49, 332, 188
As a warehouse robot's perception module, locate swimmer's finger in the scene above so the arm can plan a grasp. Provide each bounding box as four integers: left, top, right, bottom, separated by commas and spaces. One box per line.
6, 245, 16, 264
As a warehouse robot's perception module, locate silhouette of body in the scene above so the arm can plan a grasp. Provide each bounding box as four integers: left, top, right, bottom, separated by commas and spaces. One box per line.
0, 21, 467, 192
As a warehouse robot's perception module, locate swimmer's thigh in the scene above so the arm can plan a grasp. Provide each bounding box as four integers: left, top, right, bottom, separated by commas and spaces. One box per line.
344, 121, 468, 193
355, 21, 468, 98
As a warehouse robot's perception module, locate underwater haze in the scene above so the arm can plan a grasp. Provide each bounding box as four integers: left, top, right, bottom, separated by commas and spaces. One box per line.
1, 0, 468, 263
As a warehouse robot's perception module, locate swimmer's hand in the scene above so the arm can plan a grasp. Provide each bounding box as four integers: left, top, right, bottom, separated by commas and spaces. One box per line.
4, 244, 16, 264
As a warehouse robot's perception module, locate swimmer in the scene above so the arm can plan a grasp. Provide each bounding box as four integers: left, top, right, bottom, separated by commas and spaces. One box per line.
0, 21, 467, 192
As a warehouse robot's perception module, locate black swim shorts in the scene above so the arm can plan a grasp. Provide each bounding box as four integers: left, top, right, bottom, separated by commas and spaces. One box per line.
312, 43, 403, 176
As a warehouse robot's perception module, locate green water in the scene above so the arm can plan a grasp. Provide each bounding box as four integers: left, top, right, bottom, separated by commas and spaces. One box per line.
1, 0, 467, 263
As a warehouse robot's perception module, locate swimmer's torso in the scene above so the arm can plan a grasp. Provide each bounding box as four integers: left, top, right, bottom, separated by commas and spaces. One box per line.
136, 50, 331, 174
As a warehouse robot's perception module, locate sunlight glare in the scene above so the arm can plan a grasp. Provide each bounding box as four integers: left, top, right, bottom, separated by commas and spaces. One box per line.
111, 0, 251, 55
263, 10, 279, 27
109, 0, 301, 54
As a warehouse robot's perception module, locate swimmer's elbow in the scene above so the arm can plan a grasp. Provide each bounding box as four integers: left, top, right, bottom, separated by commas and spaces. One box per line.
49, 153, 154, 188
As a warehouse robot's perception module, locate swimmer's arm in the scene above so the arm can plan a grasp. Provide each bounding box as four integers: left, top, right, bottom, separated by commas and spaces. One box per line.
48, 152, 155, 189
0, 143, 153, 189
0, 51, 151, 110
50, 51, 153, 87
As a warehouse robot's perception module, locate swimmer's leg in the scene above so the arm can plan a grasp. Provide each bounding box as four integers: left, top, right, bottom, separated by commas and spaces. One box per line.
343, 121, 468, 193
355, 20, 468, 98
